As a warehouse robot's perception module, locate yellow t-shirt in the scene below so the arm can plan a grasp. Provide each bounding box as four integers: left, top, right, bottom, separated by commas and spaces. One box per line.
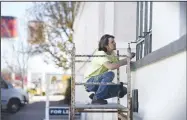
84, 50, 119, 80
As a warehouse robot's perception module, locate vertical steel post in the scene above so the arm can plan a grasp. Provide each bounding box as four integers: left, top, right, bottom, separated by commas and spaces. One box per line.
139, 2, 144, 37
117, 50, 121, 120
149, 33, 152, 53
69, 43, 75, 120
144, 2, 148, 34
149, 2, 153, 54
139, 42, 143, 59
136, 2, 140, 41
127, 43, 132, 120
144, 35, 148, 56
149, 2, 153, 31
45, 74, 49, 120
144, 2, 148, 56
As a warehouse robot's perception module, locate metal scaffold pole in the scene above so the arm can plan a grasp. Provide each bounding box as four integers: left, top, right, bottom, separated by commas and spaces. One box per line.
117, 50, 121, 120
69, 43, 76, 120
127, 43, 132, 120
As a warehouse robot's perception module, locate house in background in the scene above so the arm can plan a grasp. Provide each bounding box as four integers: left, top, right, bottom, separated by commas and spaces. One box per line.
73, 2, 186, 120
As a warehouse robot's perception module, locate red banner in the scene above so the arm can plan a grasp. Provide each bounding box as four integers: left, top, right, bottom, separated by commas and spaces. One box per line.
1, 16, 18, 38
27, 20, 45, 44
15, 75, 27, 84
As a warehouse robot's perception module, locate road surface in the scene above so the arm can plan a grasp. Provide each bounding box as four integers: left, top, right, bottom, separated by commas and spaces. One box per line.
1, 96, 79, 120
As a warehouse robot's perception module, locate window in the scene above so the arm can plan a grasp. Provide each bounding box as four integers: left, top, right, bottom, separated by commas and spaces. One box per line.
1, 80, 8, 89
136, 2, 153, 60
0, 76, 8, 89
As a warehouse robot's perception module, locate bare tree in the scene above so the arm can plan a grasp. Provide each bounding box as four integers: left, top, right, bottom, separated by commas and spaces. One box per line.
1, 40, 34, 88
27, 2, 79, 70
26, 2, 81, 105
1, 53, 17, 73
16, 41, 35, 88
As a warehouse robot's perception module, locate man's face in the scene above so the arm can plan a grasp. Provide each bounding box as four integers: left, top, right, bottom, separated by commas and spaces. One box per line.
106, 38, 116, 52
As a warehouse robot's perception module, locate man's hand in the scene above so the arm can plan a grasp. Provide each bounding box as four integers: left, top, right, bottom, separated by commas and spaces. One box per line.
130, 52, 136, 59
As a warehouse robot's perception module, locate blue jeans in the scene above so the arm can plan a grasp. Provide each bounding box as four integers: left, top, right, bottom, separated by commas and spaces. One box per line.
85, 71, 125, 100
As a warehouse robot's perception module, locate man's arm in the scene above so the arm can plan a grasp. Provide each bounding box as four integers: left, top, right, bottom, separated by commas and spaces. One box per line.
103, 52, 135, 70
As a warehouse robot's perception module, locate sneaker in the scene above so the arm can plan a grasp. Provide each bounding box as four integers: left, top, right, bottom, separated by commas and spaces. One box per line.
118, 86, 127, 98
89, 93, 94, 99
91, 99, 108, 105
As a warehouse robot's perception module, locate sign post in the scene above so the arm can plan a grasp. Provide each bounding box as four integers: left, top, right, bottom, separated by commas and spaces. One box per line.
44, 73, 80, 120
45, 74, 50, 120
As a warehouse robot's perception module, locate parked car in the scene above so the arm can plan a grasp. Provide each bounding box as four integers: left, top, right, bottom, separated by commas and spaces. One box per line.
1, 76, 29, 113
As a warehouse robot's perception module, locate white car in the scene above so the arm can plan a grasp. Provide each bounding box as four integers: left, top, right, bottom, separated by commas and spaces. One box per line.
1, 76, 29, 113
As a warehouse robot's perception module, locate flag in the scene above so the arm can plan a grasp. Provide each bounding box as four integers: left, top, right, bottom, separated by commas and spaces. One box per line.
1, 16, 18, 38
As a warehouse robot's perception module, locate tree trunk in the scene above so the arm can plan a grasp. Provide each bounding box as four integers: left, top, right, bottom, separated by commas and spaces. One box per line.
59, 77, 71, 105
64, 77, 71, 104
21, 78, 24, 89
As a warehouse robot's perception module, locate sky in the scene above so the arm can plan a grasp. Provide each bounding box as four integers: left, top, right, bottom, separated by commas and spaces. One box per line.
1, 2, 64, 74
1, 2, 33, 69
1, 2, 33, 41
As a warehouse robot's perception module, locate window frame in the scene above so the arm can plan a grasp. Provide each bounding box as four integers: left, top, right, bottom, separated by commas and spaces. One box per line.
136, 2, 153, 61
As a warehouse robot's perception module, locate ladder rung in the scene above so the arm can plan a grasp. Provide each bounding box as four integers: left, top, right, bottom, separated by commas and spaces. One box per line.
75, 82, 127, 85
75, 103, 128, 111
75, 55, 128, 57
75, 60, 91, 62
76, 110, 127, 113
118, 112, 128, 119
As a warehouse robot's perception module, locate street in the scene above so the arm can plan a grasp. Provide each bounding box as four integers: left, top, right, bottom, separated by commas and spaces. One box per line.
1, 96, 76, 120
3, 101, 46, 120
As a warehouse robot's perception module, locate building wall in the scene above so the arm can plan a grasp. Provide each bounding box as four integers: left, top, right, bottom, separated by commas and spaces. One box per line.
73, 3, 101, 97
133, 2, 186, 120
73, 2, 137, 120
27, 54, 64, 91
73, 4, 102, 118
73, 2, 100, 56
180, 2, 187, 37
73, 1, 186, 120
152, 2, 181, 52
114, 2, 137, 43
133, 51, 186, 120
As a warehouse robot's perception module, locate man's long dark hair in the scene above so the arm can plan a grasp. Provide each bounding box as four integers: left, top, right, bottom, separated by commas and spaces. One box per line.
98, 34, 115, 52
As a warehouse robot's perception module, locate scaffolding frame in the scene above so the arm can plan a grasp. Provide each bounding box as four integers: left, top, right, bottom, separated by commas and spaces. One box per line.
69, 43, 133, 120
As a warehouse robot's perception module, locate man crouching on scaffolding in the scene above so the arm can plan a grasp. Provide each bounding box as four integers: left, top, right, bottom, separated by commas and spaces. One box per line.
84, 34, 135, 105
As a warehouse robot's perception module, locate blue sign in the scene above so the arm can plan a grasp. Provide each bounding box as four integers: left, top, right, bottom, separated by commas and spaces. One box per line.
49, 107, 80, 116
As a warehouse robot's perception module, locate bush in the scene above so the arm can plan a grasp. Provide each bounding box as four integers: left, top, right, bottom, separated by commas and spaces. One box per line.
27, 88, 37, 95
42, 92, 46, 96
63, 77, 71, 105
